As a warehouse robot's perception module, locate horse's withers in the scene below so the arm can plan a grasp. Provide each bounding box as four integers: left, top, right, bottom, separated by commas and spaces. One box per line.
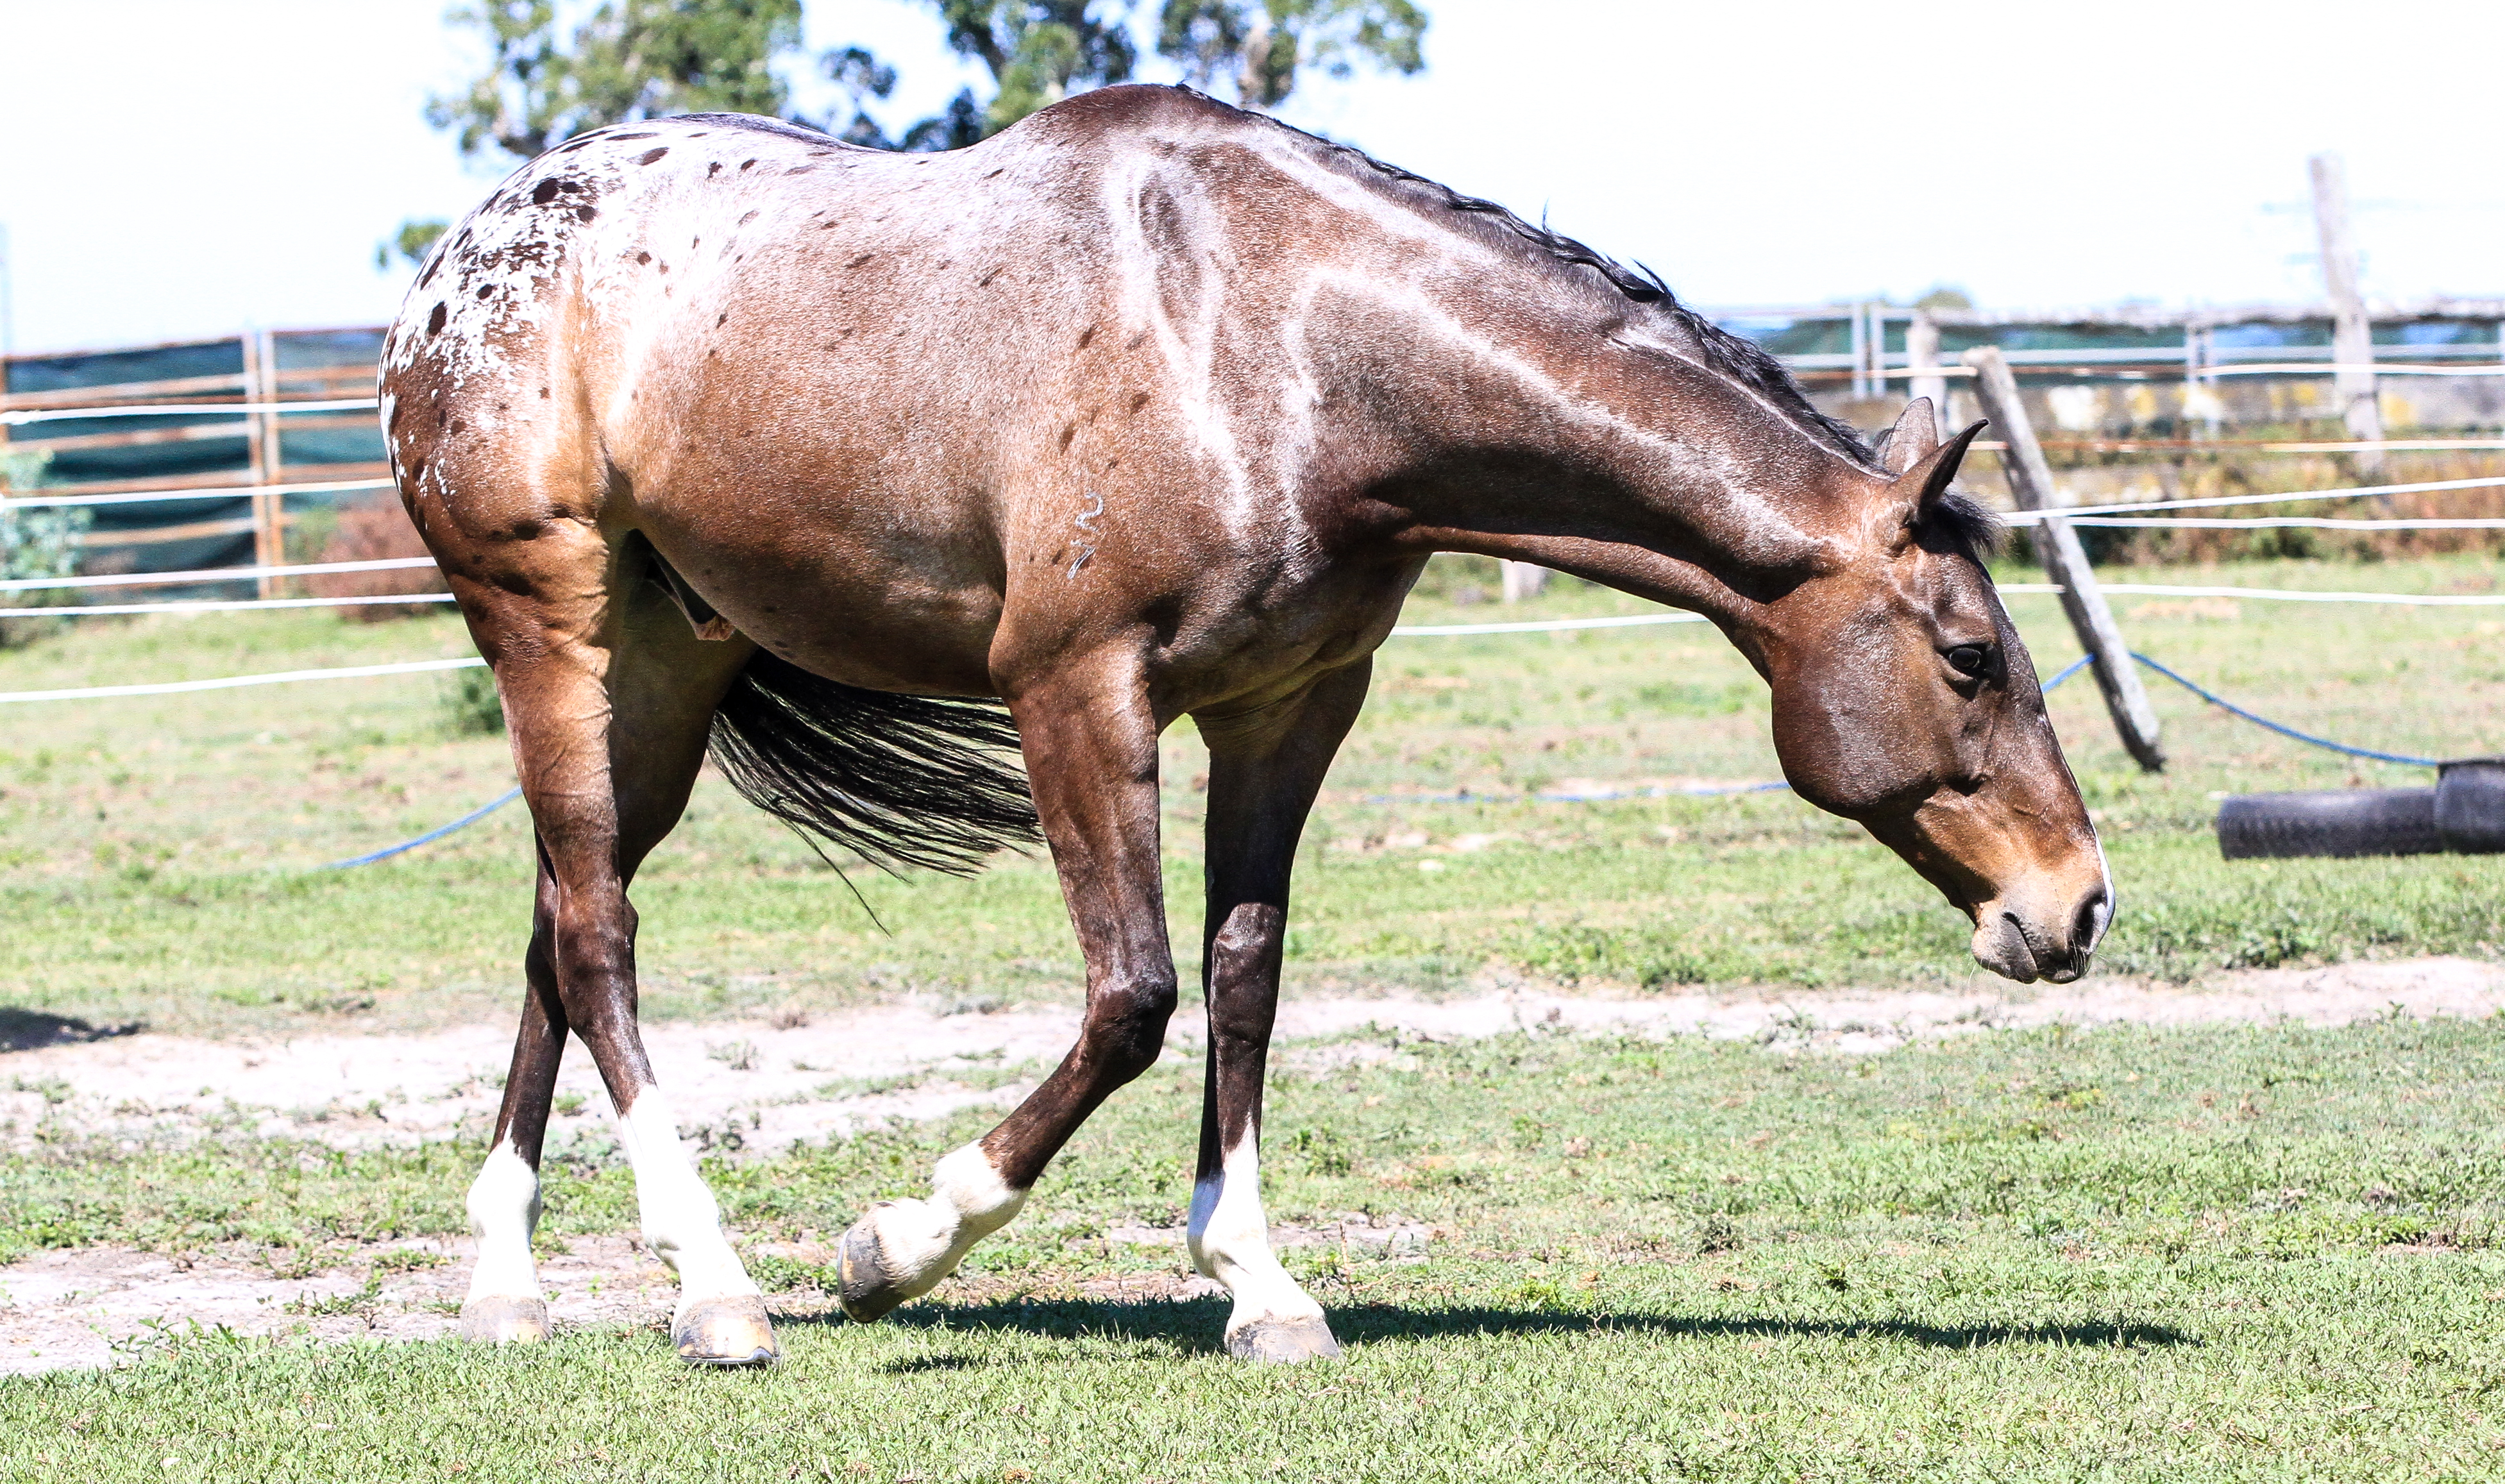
1755, 402, 2112, 984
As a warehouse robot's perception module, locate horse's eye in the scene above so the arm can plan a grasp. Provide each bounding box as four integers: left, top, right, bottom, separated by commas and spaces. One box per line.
1944, 644, 1989, 677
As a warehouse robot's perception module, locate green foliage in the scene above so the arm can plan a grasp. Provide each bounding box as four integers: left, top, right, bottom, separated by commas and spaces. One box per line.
0, 450, 89, 648
374, 219, 450, 273
1158, 0, 1427, 109
440, 666, 506, 737
924, 0, 1142, 136
426, 0, 809, 162
0, 447, 50, 496
414, 0, 1435, 185
922, 0, 1431, 140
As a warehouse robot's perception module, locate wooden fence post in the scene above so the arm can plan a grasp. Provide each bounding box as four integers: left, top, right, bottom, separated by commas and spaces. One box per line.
1962, 346, 2166, 772
2309, 152, 2383, 471
1907, 312, 1944, 415
244, 330, 284, 597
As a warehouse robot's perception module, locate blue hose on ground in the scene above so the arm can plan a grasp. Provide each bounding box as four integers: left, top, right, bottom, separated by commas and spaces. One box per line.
2038, 654, 2096, 692
2041, 652, 2443, 767
323, 786, 524, 869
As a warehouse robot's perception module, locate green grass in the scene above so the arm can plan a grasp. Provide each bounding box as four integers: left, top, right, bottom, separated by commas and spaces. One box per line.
0, 555, 2499, 1036
12, 1017, 2505, 1479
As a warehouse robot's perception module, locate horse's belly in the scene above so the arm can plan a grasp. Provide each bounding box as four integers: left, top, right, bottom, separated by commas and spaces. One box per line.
637, 489, 1007, 697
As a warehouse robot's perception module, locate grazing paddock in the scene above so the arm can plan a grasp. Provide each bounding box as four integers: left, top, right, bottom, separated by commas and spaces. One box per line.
11, 1019, 2505, 1480
0, 553, 2501, 1476
1, 554, 2499, 1038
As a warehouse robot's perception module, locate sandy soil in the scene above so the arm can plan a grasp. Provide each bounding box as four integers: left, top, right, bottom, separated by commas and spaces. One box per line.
7, 956, 2500, 1159
2, 955, 2498, 1375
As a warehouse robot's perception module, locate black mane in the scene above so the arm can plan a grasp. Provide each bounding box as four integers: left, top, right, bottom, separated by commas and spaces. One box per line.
1919, 487, 2006, 563
1268, 110, 1880, 471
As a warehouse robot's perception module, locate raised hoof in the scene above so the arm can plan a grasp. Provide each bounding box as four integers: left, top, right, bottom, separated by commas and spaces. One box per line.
459, 1295, 552, 1345
673, 1295, 779, 1367
1226, 1316, 1343, 1365
837, 1211, 909, 1323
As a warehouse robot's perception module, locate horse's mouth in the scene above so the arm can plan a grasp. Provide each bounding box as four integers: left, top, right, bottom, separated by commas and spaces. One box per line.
1971, 906, 2098, 985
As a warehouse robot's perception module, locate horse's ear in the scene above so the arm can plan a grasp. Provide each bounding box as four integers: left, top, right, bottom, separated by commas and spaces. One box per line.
1880, 398, 1941, 476
1893, 418, 1987, 509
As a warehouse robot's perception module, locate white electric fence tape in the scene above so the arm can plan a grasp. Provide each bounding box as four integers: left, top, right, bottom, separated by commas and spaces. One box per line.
0, 656, 482, 705
0, 478, 396, 512
1996, 474, 2505, 524
0, 399, 380, 426
0, 593, 455, 620
0, 555, 438, 594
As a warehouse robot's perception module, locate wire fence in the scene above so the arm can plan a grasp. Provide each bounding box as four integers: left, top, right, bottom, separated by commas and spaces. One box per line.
0, 454, 2493, 864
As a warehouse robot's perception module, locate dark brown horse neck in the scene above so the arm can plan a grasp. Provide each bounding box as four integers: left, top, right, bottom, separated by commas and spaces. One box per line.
1077, 93, 1899, 624
1357, 313, 1886, 616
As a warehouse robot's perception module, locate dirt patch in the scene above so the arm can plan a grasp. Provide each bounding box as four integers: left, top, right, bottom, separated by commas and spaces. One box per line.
4, 958, 2499, 1157
0, 1211, 1454, 1377
1, 956, 2498, 1376
0, 1235, 679, 1376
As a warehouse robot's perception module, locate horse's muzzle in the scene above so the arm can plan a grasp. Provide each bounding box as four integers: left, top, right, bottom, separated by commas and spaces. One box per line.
1970, 876, 2113, 984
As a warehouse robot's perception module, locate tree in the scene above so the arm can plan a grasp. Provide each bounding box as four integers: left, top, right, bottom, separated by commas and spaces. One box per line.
425, 0, 808, 162
922, 0, 1428, 139
383, 0, 1431, 267
923, 1, 1138, 137
390, 0, 865, 267
1157, 0, 1425, 110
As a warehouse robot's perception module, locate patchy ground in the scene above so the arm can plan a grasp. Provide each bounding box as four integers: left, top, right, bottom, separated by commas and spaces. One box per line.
0, 1218, 1442, 1375
1, 956, 2499, 1376
6, 957, 2500, 1158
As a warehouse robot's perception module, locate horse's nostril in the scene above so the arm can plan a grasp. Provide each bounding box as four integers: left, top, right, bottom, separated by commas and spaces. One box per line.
2071, 886, 2111, 955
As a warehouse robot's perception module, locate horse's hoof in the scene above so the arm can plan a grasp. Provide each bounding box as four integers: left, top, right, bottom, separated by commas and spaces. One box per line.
837, 1212, 907, 1323
459, 1295, 551, 1345
673, 1295, 779, 1367
1226, 1315, 1342, 1364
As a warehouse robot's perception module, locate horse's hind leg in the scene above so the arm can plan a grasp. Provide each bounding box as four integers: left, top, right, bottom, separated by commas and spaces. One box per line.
1188, 661, 1371, 1363
459, 863, 568, 1342
447, 527, 768, 1362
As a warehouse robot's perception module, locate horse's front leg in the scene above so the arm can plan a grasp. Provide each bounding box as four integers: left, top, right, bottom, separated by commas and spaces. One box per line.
1188, 660, 1372, 1362
838, 650, 1178, 1320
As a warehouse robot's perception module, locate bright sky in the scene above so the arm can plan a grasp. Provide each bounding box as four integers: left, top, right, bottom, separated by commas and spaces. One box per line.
3, 0, 2501, 354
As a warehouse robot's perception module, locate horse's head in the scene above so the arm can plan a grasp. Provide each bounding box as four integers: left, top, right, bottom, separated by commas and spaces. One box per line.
1752, 400, 2110, 984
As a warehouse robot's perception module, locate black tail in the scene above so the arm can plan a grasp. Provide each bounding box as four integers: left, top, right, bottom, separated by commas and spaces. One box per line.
707, 652, 1040, 875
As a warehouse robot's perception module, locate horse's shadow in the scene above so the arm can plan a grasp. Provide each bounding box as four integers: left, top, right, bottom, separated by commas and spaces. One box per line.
795, 1297, 2194, 1369
0, 1008, 144, 1054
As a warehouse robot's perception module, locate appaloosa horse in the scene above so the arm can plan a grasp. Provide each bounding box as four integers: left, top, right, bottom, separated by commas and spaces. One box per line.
380, 84, 2111, 1367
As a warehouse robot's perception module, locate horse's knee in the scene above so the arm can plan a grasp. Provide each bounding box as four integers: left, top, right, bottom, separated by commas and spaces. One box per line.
1085, 974, 1178, 1081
